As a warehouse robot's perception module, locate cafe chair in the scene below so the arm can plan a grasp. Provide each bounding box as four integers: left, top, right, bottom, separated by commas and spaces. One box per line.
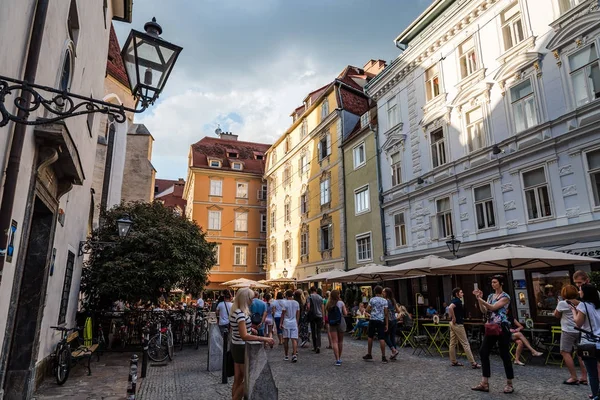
412, 334, 433, 356
544, 326, 564, 367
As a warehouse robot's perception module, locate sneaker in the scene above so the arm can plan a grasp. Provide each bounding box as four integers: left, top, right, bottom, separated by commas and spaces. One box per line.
291, 355, 297, 363
315, 348, 320, 354
284, 356, 289, 361
300, 340, 307, 348
382, 356, 388, 363
335, 360, 342, 367
363, 354, 373, 361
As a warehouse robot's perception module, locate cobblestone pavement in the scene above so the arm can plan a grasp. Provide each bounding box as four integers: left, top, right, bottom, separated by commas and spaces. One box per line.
136, 333, 587, 400
32, 351, 133, 400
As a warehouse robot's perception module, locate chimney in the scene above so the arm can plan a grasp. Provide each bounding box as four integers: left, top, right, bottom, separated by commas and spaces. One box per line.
363, 59, 387, 76
177, 178, 185, 185
217, 131, 238, 141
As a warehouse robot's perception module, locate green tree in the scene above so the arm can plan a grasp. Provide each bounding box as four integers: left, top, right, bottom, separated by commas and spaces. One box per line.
80, 201, 215, 310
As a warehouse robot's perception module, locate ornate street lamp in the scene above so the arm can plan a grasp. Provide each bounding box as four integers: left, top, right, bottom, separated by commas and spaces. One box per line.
79, 215, 134, 256
116, 215, 133, 238
446, 234, 461, 258
0, 18, 182, 127
282, 268, 288, 278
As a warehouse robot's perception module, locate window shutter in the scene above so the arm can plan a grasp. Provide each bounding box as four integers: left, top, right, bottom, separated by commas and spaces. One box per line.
318, 227, 322, 251
326, 134, 331, 156
328, 224, 333, 249
317, 141, 322, 160
430, 215, 438, 240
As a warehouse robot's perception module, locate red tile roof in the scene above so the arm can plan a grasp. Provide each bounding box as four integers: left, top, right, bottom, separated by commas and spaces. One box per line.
155, 178, 180, 194
155, 178, 187, 209
106, 24, 129, 88
190, 137, 271, 175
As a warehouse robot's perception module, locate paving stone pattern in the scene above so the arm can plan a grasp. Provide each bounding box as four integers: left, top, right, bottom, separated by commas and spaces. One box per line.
34, 334, 587, 400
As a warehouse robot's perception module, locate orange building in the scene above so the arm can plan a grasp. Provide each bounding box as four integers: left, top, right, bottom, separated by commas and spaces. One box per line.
184, 131, 271, 289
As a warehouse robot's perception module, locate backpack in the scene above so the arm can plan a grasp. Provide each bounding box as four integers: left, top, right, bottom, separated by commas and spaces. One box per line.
327, 304, 342, 326
307, 295, 316, 322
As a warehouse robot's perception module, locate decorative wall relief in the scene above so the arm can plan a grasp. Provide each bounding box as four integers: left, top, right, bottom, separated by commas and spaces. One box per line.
566, 207, 580, 218
460, 212, 469, 221
503, 200, 516, 211
458, 197, 467, 205
559, 164, 573, 177
506, 220, 519, 230
501, 183, 513, 193
461, 230, 470, 239
562, 185, 577, 197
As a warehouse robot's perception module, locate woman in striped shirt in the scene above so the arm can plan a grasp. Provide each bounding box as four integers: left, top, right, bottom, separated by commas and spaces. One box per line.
230, 288, 274, 400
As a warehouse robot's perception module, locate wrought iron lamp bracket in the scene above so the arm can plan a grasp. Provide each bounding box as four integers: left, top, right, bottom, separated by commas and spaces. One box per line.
78, 240, 117, 257
0, 75, 152, 127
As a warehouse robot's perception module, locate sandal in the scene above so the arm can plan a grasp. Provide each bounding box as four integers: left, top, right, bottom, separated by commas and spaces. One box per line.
563, 379, 579, 385
471, 383, 489, 392
451, 361, 464, 366
471, 363, 481, 369
390, 350, 399, 360
580, 380, 588, 385
503, 384, 514, 394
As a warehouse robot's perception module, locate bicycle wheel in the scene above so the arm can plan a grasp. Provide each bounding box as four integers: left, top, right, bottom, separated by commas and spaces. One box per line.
147, 334, 169, 362
55, 347, 71, 385
194, 328, 200, 350
167, 332, 174, 361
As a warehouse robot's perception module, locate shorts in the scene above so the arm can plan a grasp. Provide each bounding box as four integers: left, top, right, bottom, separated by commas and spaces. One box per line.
283, 326, 298, 339
329, 323, 345, 334
231, 343, 245, 364
561, 331, 580, 353
368, 320, 385, 339
274, 317, 282, 335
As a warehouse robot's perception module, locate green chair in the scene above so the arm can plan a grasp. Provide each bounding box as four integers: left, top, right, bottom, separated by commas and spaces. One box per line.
544, 326, 563, 367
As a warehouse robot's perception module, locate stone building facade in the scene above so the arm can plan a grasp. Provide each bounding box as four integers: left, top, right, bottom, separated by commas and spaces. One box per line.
121, 123, 156, 203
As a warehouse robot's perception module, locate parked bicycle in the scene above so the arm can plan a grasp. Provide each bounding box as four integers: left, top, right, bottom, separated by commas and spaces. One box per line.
147, 313, 174, 362
193, 310, 208, 350
50, 326, 99, 385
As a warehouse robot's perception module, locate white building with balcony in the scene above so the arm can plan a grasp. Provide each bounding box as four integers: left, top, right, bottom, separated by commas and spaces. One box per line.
365, 0, 600, 322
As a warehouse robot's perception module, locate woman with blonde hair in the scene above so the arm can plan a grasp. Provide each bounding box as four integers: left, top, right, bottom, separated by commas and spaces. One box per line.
555, 284, 587, 385
230, 288, 274, 400
326, 289, 347, 366
295, 289, 310, 348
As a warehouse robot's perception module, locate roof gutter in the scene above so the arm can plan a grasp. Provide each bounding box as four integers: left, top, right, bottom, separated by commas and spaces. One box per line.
336, 81, 349, 272
394, 0, 454, 47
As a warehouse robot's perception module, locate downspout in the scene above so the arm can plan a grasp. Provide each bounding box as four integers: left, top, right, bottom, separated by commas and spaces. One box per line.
337, 82, 349, 272
372, 123, 388, 260
0, 0, 49, 275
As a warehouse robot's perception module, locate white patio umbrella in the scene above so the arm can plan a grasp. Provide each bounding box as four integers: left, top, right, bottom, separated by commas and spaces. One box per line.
222, 277, 255, 286
326, 264, 393, 283
229, 280, 270, 289
297, 269, 345, 283
380, 255, 450, 277
428, 243, 598, 275
265, 277, 297, 286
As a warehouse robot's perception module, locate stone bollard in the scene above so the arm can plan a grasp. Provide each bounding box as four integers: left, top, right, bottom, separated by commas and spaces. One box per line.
126, 354, 138, 400
244, 341, 278, 400
207, 322, 223, 372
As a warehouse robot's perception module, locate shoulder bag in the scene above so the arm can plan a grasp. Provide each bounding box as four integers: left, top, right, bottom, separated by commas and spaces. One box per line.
484, 293, 503, 336
577, 303, 599, 360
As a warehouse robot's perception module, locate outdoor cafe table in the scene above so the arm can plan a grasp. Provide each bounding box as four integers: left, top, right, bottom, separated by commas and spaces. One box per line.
523, 327, 550, 349
422, 322, 450, 357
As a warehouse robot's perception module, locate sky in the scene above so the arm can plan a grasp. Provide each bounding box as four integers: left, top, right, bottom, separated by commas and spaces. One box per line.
114, 0, 431, 180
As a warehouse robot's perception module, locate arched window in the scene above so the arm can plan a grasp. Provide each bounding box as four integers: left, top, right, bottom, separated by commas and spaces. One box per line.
59, 50, 73, 92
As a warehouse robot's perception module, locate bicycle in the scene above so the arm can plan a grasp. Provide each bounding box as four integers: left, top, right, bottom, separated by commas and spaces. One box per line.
50, 326, 98, 384
147, 314, 174, 362
193, 310, 208, 349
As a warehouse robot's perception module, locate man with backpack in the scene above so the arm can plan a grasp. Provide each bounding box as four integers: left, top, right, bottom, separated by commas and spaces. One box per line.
363, 286, 389, 363
250, 291, 267, 336
307, 286, 324, 353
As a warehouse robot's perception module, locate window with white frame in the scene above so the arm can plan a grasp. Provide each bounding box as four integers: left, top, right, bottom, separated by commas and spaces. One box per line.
391, 152, 402, 186
356, 233, 372, 262
523, 167, 552, 220
425, 64, 440, 102
355, 186, 370, 214
270, 242, 277, 263
301, 119, 308, 138
236, 182, 248, 198
321, 98, 329, 120
353, 142, 366, 169
500, 1, 525, 51
320, 224, 333, 251
214, 244, 220, 265
300, 229, 308, 256
394, 213, 407, 247
320, 178, 330, 205
234, 245, 247, 265
318, 135, 331, 161
235, 211, 248, 231
210, 179, 223, 196
209, 159, 221, 168
387, 96, 399, 127
568, 44, 600, 107
430, 128, 447, 168
283, 238, 291, 260
258, 184, 268, 200
260, 214, 267, 232
474, 184, 496, 230
284, 135, 291, 153
436, 197, 454, 238
271, 151, 277, 166
208, 210, 221, 230
257, 247, 267, 266
270, 208, 276, 230
510, 79, 538, 132
283, 165, 291, 186
299, 153, 309, 174
284, 197, 291, 224
458, 36, 478, 79
558, 0, 581, 15
465, 106, 485, 152
587, 149, 600, 207
300, 192, 308, 215
232, 162, 243, 170
361, 111, 370, 128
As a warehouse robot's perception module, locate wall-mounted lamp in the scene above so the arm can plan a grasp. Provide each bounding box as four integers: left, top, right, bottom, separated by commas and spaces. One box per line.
417, 177, 425, 185
492, 145, 504, 155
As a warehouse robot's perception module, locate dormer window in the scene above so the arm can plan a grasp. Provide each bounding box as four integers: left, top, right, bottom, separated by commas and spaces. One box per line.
209, 159, 221, 168
360, 111, 370, 128
254, 151, 264, 160
232, 162, 243, 170
226, 149, 239, 158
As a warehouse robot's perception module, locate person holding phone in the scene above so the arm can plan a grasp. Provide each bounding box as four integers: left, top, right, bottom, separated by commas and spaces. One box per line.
573, 284, 600, 400
555, 284, 587, 385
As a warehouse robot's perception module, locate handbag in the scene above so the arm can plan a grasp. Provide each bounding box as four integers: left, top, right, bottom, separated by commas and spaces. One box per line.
577, 303, 600, 360
484, 322, 502, 336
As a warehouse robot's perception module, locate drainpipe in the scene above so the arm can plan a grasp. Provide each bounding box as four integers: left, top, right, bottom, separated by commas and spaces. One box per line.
372, 123, 388, 261
0, 0, 49, 275
336, 82, 349, 271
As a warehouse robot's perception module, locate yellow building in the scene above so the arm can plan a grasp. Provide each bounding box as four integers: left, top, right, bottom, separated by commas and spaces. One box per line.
184, 131, 271, 289
265, 61, 384, 280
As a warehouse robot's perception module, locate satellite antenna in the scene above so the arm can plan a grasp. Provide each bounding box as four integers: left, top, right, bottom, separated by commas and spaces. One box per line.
215, 124, 222, 136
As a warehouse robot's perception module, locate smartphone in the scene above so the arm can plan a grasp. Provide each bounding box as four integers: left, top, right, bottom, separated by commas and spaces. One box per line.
474, 283, 479, 291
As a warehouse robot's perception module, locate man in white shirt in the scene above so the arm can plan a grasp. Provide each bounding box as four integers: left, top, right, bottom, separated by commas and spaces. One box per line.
197, 293, 205, 309
280, 289, 300, 362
